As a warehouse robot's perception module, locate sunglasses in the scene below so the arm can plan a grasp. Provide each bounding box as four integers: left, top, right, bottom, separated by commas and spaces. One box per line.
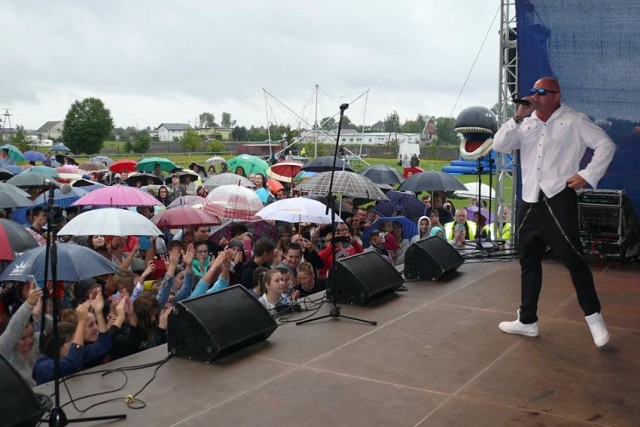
529, 88, 559, 96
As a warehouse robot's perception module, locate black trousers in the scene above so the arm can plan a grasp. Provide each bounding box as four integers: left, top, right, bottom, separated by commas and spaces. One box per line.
517, 187, 601, 324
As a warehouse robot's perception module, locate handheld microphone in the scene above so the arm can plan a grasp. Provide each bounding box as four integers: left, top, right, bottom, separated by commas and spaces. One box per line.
44, 179, 72, 194
339, 103, 349, 111
513, 98, 531, 106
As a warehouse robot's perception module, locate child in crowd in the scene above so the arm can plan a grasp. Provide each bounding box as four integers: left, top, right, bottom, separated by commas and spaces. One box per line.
258, 270, 293, 311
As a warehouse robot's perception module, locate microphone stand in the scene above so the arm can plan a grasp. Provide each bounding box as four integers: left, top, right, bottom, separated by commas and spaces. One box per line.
297, 103, 376, 326
42, 184, 126, 426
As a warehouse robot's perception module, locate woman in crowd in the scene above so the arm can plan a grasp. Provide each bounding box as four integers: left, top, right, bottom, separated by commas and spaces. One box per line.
253, 173, 273, 205
156, 185, 173, 207
411, 216, 431, 244
0, 282, 43, 385
258, 269, 292, 311
234, 166, 246, 177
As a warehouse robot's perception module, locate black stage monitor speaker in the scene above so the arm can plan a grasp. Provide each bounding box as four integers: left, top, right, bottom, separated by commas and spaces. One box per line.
167, 285, 278, 363
404, 236, 465, 281
328, 251, 404, 306
0, 354, 45, 427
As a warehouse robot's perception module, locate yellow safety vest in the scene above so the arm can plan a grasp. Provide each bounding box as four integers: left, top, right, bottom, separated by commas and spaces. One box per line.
444, 220, 477, 240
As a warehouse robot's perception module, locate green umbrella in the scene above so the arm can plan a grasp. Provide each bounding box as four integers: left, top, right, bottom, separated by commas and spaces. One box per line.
0, 144, 25, 162
26, 165, 59, 178
136, 157, 178, 172
226, 154, 269, 176
6, 172, 49, 188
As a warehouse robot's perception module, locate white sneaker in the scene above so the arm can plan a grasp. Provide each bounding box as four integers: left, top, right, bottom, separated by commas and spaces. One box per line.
499, 311, 539, 337
585, 312, 610, 347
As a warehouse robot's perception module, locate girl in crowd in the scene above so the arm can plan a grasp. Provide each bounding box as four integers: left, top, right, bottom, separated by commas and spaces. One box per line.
258, 269, 292, 311
253, 173, 273, 204
389, 221, 410, 264
411, 216, 431, 244
207, 165, 216, 175
156, 185, 173, 207
192, 242, 211, 281
234, 166, 246, 177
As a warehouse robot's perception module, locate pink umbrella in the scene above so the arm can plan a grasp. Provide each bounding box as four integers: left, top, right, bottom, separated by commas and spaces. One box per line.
56, 165, 78, 174
73, 184, 161, 207
168, 195, 205, 209
151, 207, 221, 228
203, 184, 263, 221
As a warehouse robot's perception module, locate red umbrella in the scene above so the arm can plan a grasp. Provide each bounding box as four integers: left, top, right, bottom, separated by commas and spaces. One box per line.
73, 184, 161, 207
266, 161, 303, 183
151, 207, 221, 228
0, 219, 40, 261
266, 178, 284, 194
110, 159, 138, 174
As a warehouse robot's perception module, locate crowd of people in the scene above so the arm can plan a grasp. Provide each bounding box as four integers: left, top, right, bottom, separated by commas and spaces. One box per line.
1, 153, 515, 388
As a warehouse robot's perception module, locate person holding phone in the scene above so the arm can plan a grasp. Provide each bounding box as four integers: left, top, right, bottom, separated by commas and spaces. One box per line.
444, 208, 477, 247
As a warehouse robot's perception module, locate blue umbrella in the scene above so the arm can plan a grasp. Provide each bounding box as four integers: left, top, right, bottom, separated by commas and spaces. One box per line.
49, 143, 71, 153
361, 216, 418, 248
0, 243, 118, 283
373, 190, 427, 221
23, 151, 47, 162
2, 165, 24, 175
90, 155, 113, 167
34, 187, 88, 208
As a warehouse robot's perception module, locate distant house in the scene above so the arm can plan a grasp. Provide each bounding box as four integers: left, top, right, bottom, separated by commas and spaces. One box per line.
155, 123, 192, 141
196, 126, 233, 141
371, 121, 385, 132
36, 121, 64, 140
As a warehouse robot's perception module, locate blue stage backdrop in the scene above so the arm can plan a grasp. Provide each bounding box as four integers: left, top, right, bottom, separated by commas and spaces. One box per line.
516, 0, 640, 219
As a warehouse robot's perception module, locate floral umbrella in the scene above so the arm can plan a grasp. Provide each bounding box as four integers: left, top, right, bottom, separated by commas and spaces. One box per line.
203, 184, 263, 221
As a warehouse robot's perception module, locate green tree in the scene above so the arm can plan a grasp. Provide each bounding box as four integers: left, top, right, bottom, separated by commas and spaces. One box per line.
232, 126, 248, 141
207, 140, 225, 153
123, 140, 134, 153
133, 130, 151, 154
181, 128, 202, 152
220, 112, 236, 127
435, 117, 457, 144
319, 116, 336, 130
384, 111, 401, 133
402, 114, 428, 133
10, 125, 30, 152
199, 112, 216, 128
62, 97, 114, 154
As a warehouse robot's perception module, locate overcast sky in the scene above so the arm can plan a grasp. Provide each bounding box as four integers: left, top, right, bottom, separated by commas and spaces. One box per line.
1, 1, 501, 131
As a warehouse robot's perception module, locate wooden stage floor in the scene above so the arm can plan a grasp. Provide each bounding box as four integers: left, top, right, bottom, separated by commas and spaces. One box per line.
35, 257, 640, 426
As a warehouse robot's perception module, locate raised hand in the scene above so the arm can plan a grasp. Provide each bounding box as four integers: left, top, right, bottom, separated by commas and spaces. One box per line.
26, 281, 43, 307
182, 243, 195, 266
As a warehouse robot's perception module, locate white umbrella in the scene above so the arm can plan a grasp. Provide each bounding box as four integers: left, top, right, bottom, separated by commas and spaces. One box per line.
255, 197, 342, 224
454, 182, 496, 200
59, 208, 163, 236
205, 156, 226, 167
203, 185, 263, 221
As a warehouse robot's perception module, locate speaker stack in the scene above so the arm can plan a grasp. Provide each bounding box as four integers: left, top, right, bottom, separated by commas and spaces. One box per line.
327, 251, 404, 306
0, 354, 45, 427
167, 285, 278, 363
404, 236, 465, 281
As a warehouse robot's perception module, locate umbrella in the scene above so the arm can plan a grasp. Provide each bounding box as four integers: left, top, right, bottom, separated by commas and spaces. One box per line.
151, 207, 221, 229
125, 172, 164, 187
164, 169, 199, 185
0, 167, 15, 180
205, 156, 226, 167
59, 208, 163, 237
49, 143, 72, 153
209, 218, 279, 243
73, 185, 162, 207
0, 183, 30, 197
359, 164, 404, 185
454, 182, 496, 200
26, 166, 59, 178
266, 162, 303, 183
256, 197, 341, 224
55, 154, 77, 165
168, 195, 205, 209
361, 216, 419, 249
0, 219, 40, 261
203, 174, 255, 190
203, 184, 264, 221
136, 157, 177, 173
90, 155, 113, 167
34, 187, 88, 208
305, 193, 353, 215
55, 165, 78, 174
23, 151, 47, 163
266, 178, 284, 195
2, 165, 24, 175
0, 144, 25, 162
0, 189, 33, 209
397, 171, 467, 192
78, 161, 107, 172
295, 171, 388, 201
300, 156, 355, 173
465, 205, 493, 224
0, 243, 118, 283
71, 180, 105, 192
373, 190, 428, 221
110, 159, 138, 174
226, 154, 269, 176
6, 172, 49, 188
